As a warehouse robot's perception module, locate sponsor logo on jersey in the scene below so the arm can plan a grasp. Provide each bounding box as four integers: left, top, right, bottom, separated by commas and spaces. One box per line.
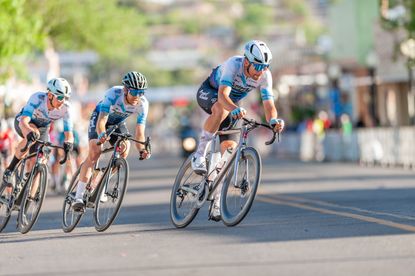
199, 89, 209, 101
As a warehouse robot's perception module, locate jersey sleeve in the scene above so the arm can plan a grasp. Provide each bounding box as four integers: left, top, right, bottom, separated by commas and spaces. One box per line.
21, 93, 42, 118
99, 88, 118, 114
63, 103, 74, 132
136, 98, 149, 126
219, 57, 238, 88
259, 70, 274, 101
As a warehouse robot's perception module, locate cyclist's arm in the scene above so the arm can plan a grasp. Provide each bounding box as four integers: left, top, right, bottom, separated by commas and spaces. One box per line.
96, 112, 109, 136
63, 131, 74, 144
19, 116, 38, 137
262, 99, 278, 123
218, 85, 238, 111
62, 105, 74, 143
134, 124, 145, 151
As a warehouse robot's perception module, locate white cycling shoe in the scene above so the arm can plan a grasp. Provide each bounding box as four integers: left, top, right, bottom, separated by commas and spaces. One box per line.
209, 194, 221, 222
191, 155, 207, 175
72, 198, 85, 212
210, 201, 221, 222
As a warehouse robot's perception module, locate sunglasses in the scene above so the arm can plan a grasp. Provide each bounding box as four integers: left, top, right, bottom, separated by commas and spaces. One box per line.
128, 88, 145, 97
55, 94, 67, 101
251, 62, 269, 72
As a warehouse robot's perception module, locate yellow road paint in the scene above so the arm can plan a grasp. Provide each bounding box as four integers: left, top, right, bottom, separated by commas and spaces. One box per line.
258, 195, 415, 233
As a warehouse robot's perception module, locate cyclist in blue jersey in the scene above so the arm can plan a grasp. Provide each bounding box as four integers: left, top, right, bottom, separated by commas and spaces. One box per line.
2, 78, 74, 188
72, 71, 150, 211
191, 40, 285, 221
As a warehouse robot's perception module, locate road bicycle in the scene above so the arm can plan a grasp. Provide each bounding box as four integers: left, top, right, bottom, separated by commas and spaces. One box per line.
170, 117, 279, 228
62, 125, 151, 232
0, 139, 69, 233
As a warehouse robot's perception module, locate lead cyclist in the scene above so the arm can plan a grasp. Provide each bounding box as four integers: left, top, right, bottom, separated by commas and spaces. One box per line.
191, 40, 285, 221
72, 71, 151, 212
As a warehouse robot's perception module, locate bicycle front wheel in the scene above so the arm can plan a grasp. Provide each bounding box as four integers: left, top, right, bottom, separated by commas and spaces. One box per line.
18, 164, 48, 234
62, 165, 84, 233
220, 147, 261, 227
93, 158, 128, 232
0, 184, 12, 232
170, 155, 203, 228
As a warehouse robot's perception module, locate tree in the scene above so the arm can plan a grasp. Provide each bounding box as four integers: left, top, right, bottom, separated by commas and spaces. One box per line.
0, 0, 148, 82
0, 0, 45, 81
25, 0, 148, 61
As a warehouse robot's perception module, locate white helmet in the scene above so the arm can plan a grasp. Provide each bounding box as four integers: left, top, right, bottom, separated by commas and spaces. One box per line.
244, 40, 273, 65
122, 71, 148, 90
47, 78, 72, 98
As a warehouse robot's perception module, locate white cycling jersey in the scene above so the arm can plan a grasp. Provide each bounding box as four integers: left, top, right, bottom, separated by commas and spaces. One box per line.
96, 86, 148, 126
17, 92, 73, 131
209, 56, 274, 103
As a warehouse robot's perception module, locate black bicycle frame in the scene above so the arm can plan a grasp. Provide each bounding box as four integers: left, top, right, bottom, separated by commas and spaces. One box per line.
87, 125, 151, 203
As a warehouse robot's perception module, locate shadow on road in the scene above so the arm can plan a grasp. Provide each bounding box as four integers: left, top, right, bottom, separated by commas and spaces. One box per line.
2, 185, 415, 245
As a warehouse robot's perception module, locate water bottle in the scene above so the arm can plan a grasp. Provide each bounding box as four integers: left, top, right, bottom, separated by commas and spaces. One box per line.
207, 147, 233, 182
207, 151, 221, 182
217, 147, 233, 170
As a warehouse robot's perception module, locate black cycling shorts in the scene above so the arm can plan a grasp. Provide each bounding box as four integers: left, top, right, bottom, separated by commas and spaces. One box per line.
88, 109, 129, 146
14, 116, 49, 154
196, 78, 239, 143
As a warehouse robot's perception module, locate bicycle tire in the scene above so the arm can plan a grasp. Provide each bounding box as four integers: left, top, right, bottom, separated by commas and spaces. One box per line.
62, 165, 84, 233
93, 158, 128, 232
0, 183, 12, 232
18, 164, 48, 234
220, 147, 261, 227
170, 155, 202, 228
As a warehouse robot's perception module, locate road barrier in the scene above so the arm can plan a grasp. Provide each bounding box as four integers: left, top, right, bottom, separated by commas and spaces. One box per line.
275, 127, 415, 169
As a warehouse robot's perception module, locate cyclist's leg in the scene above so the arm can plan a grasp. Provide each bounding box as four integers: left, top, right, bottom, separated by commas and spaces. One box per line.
193, 79, 229, 173
27, 125, 49, 198
2, 118, 37, 187
108, 122, 130, 159
73, 111, 102, 209
210, 121, 239, 221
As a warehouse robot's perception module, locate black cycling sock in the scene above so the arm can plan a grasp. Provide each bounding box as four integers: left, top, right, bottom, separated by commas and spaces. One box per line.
6, 156, 20, 172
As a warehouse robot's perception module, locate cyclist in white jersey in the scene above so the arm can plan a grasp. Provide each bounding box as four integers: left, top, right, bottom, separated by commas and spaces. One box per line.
72, 71, 150, 211
2, 78, 74, 187
192, 40, 285, 221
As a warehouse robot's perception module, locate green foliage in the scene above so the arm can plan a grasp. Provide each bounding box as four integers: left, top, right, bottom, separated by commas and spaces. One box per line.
24, 0, 148, 61
381, 0, 415, 37
0, 0, 45, 81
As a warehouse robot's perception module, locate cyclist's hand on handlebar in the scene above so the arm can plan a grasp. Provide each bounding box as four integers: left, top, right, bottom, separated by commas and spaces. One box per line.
26, 131, 40, 143
139, 149, 151, 160
97, 131, 107, 145
63, 142, 73, 153
230, 107, 247, 119
270, 118, 285, 133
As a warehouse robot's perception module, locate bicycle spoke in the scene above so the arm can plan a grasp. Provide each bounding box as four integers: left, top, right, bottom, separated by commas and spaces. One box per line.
62, 166, 84, 233
170, 156, 202, 228
221, 147, 261, 226
94, 158, 129, 232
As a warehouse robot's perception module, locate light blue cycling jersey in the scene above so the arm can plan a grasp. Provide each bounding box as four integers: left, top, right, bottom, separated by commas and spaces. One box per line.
96, 86, 148, 126
209, 56, 274, 103
17, 92, 73, 132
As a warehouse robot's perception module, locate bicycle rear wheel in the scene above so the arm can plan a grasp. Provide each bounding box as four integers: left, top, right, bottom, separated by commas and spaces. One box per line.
0, 183, 12, 232
62, 166, 84, 233
93, 158, 128, 232
170, 155, 203, 228
18, 164, 48, 234
220, 147, 261, 227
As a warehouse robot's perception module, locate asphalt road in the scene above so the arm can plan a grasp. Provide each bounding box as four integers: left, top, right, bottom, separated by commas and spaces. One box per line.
1, 154, 415, 276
